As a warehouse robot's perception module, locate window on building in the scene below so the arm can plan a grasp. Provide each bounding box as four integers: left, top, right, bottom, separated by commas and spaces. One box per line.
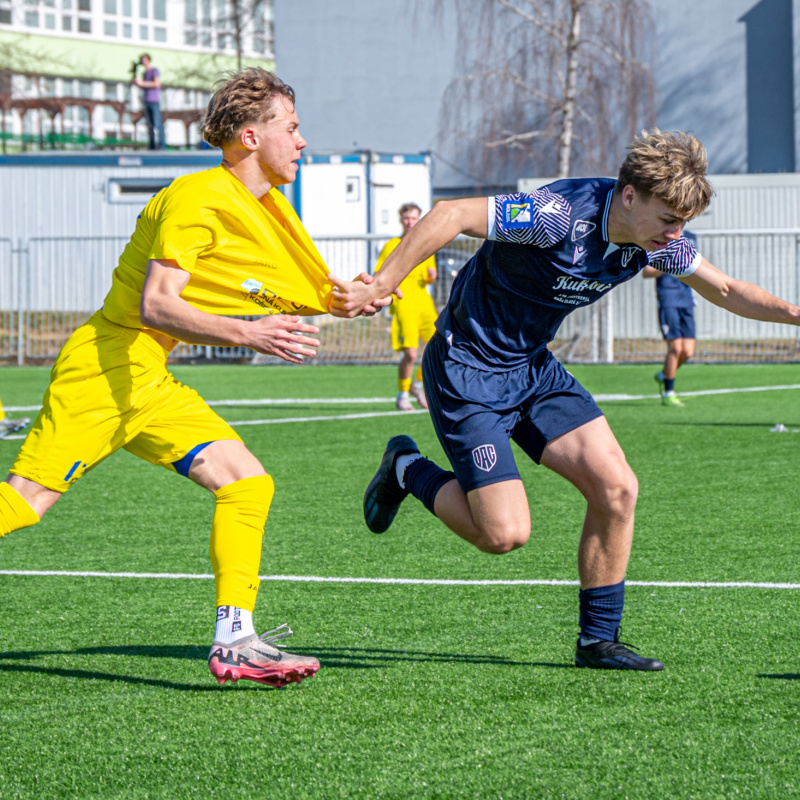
252, 35, 265, 54
24, 0, 38, 5
78, 15, 90, 30
184, 29, 197, 45
103, 106, 117, 123
154, 26, 165, 41
103, 0, 115, 12
44, 0, 55, 6
138, 0, 146, 16
200, 29, 211, 47
104, 19, 116, 34
0, 9, 11, 24
123, 21, 131, 36
153, 0, 164, 19
24, 10, 39, 25
62, 0, 71, 7
139, 23, 147, 37
200, 0, 210, 24
104, 82, 116, 100
185, 0, 195, 23
121, 0, 130, 12
77, 0, 89, 9
78, 79, 92, 97
43, 77, 56, 96
45, 12, 55, 26
61, 13, 71, 28
217, 32, 227, 49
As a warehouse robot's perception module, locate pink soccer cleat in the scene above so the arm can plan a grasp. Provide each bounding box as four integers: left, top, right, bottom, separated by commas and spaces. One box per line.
208, 624, 320, 688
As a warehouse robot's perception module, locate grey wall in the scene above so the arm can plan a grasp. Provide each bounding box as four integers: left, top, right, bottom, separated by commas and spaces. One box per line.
275, 0, 796, 192
273, 1, 464, 191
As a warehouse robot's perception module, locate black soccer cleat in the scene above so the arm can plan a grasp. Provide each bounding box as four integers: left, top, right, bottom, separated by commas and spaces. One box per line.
363, 435, 419, 533
575, 636, 664, 671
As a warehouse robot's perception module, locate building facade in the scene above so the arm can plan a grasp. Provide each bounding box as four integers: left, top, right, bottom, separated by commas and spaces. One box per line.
0, 0, 274, 148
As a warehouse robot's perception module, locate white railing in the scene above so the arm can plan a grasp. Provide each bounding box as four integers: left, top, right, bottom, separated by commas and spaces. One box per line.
1, 230, 800, 365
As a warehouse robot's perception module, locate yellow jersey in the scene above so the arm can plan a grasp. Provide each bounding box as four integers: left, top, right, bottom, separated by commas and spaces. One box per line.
374, 237, 436, 310
102, 165, 331, 330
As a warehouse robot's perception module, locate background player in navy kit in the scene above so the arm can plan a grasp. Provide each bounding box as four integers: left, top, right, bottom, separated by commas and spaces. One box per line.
643, 229, 698, 406
329, 129, 800, 672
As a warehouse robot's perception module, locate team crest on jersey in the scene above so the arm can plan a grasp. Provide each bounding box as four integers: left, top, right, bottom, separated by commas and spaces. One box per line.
241, 278, 263, 294
573, 245, 587, 264
472, 444, 497, 472
571, 220, 596, 241
502, 200, 534, 228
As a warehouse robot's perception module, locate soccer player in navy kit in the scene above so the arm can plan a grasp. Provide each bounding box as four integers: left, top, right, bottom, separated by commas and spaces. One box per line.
329, 130, 800, 671
643, 229, 698, 406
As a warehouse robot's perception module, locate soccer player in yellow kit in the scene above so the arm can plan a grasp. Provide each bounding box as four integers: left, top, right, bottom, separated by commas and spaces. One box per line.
375, 203, 438, 411
0, 69, 391, 688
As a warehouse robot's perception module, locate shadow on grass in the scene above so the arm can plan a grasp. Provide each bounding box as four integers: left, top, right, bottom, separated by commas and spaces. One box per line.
756, 673, 800, 680
0, 643, 568, 688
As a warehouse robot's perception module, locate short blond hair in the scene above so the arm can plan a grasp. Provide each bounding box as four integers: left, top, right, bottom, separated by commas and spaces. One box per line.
202, 68, 295, 149
616, 130, 714, 220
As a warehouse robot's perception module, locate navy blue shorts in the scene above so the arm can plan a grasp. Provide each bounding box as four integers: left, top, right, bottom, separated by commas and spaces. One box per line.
421, 334, 603, 492
658, 306, 695, 340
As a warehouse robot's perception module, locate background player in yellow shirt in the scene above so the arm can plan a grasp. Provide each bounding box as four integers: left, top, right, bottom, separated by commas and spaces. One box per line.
0, 68, 391, 688
0, 396, 29, 439
375, 203, 438, 411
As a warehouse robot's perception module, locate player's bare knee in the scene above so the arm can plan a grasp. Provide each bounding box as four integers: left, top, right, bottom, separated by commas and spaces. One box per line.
597, 467, 638, 519
475, 519, 530, 554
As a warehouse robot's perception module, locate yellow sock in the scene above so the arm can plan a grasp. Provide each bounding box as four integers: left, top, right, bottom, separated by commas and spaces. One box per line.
415, 366, 423, 383
0, 482, 40, 538
398, 378, 412, 393
210, 474, 274, 612
0, 398, 5, 422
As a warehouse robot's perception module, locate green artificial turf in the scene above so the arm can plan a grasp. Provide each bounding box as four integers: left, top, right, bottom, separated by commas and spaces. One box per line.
0, 362, 798, 799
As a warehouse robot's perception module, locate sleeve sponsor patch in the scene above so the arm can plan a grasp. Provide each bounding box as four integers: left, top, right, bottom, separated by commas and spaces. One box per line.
493, 190, 571, 247
502, 200, 535, 228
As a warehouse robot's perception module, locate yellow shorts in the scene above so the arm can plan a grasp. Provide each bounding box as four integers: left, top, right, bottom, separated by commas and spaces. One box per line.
391, 294, 438, 352
11, 311, 242, 492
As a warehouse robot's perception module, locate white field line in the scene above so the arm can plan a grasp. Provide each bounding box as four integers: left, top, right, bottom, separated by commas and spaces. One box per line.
0, 570, 798, 589
3, 384, 800, 438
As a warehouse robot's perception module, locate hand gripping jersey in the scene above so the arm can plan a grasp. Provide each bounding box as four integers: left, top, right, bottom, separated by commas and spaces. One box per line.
102, 165, 332, 331
436, 178, 701, 370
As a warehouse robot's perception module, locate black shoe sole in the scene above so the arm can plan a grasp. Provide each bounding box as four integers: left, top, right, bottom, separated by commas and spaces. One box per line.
363, 435, 419, 533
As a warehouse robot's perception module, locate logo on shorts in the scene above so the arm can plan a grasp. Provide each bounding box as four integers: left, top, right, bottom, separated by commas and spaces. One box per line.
502, 200, 534, 228
472, 444, 497, 472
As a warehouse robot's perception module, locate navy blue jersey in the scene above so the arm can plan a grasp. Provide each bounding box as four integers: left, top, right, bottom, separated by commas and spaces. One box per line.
436, 178, 701, 370
655, 230, 697, 310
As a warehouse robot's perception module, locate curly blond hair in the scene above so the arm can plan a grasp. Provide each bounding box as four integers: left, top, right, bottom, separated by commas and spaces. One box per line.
616, 130, 714, 219
202, 68, 295, 149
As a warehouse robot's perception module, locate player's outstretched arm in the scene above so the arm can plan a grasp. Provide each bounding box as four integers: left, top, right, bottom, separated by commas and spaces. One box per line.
683, 257, 800, 325
328, 198, 488, 318
141, 259, 320, 364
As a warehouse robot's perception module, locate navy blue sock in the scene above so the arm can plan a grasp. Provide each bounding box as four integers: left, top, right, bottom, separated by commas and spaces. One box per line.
403, 457, 456, 515
664, 377, 675, 392
579, 581, 625, 641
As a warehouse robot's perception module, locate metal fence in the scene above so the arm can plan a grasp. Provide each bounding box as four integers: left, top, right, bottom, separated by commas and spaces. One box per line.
2, 230, 800, 365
